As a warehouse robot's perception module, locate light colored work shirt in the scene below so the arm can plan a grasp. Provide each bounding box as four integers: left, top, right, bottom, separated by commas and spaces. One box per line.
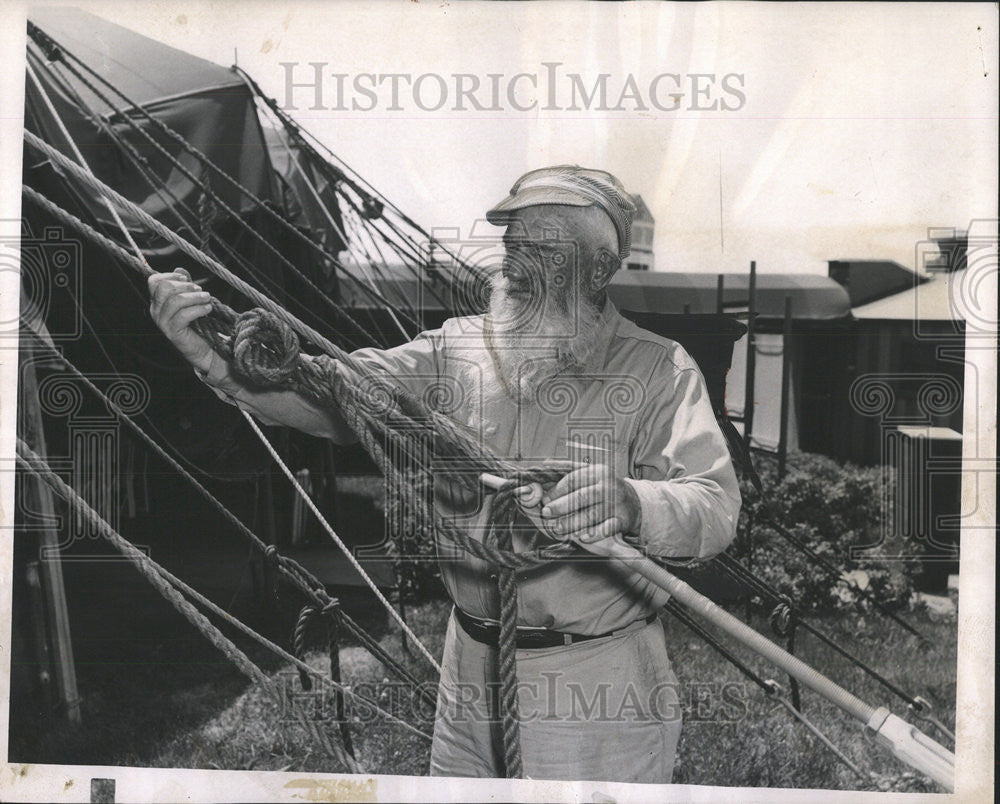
200, 301, 741, 634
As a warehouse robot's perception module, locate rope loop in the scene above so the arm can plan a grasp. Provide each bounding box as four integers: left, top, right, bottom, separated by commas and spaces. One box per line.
231, 308, 301, 389
293, 604, 318, 690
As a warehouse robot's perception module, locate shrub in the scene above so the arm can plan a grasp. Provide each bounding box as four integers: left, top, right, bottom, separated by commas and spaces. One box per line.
731, 452, 920, 613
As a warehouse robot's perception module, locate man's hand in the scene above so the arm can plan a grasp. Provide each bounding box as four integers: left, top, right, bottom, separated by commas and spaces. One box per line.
148, 268, 215, 373
538, 462, 642, 553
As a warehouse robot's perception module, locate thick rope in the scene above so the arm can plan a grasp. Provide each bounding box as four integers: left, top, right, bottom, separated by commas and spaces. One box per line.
494, 518, 524, 778
16, 438, 431, 751
23, 186, 452, 708
21, 185, 545, 560
19, 158, 514, 483
24, 182, 923, 781
19, 322, 335, 613
15, 438, 363, 771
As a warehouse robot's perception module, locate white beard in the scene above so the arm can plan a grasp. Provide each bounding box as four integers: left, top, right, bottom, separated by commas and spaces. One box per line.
484, 274, 603, 403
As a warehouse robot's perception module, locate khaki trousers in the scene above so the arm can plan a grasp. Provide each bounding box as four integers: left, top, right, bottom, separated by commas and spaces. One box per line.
429, 611, 682, 782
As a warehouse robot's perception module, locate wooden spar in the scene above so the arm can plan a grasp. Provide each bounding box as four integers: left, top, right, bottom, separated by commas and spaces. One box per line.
778, 295, 794, 478
482, 474, 956, 790
18, 319, 81, 722
743, 260, 757, 445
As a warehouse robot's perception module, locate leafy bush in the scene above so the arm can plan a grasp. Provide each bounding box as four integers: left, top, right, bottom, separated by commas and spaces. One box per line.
731, 452, 920, 613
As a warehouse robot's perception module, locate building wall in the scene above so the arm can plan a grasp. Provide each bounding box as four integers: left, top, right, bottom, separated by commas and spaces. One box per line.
796, 321, 965, 465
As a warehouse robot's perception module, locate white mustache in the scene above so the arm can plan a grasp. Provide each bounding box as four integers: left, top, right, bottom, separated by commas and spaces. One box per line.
486, 280, 603, 402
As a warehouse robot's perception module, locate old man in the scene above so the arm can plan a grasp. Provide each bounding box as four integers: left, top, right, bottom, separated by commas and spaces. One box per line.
148, 165, 741, 783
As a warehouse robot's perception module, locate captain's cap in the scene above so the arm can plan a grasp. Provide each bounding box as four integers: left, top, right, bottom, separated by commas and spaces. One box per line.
486, 165, 636, 260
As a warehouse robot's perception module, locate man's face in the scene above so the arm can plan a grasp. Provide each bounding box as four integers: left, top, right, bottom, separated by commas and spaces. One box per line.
498, 206, 587, 317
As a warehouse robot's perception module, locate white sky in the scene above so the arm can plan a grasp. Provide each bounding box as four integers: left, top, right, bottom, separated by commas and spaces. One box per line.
30, 2, 1000, 274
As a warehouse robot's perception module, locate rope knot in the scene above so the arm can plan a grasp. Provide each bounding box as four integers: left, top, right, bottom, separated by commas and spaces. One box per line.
231, 308, 300, 388
769, 598, 795, 637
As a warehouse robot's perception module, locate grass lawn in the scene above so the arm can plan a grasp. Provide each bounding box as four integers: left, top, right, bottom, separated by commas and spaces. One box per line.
112, 599, 955, 793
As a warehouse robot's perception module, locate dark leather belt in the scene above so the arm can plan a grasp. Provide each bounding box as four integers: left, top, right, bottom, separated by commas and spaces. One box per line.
454, 607, 657, 650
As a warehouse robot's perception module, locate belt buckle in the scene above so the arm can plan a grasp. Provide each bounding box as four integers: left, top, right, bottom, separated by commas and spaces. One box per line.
563, 633, 573, 646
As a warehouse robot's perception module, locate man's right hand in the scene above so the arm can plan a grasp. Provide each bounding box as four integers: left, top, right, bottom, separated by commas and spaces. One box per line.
148, 268, 215, 373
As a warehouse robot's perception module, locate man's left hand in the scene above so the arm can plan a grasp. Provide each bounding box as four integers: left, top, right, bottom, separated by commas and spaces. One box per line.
538, 463, 642, 553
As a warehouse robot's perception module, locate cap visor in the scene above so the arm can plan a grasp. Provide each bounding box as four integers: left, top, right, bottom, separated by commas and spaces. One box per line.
485, 186, 591, 224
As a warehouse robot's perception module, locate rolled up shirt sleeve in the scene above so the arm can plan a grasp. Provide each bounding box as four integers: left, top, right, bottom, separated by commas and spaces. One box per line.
195, 327, 444, 442
623, 358, 741, 562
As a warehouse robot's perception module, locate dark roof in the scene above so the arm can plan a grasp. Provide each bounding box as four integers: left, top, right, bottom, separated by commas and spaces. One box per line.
28, 8, 243, 113
828, 260, 927, 308
608, 270, 851, 320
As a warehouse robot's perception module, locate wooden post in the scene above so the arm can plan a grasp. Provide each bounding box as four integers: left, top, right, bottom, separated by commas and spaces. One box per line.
25, 561, 54, 710
742, 261, 758, 621
18, 333, 81, 722
715, 274, 725, 315
778, 295, 793, 479
743, 261, 757, 448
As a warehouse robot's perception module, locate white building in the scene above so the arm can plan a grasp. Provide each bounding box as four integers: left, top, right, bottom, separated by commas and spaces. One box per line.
626, 194, 654, 271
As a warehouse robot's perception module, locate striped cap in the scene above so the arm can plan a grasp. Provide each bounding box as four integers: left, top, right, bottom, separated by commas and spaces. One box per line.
486, 165, 636, 260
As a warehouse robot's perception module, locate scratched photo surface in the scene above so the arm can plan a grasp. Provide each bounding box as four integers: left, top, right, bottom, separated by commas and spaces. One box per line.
1, 2, 996, 802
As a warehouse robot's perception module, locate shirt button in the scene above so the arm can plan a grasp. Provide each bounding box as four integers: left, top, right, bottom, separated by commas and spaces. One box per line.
489, 573, 498, 582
